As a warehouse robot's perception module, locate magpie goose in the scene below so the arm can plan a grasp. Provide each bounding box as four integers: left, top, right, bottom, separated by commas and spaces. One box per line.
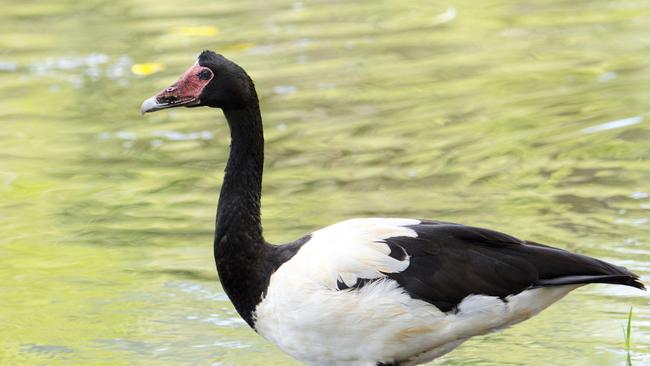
141, 51, 645, 366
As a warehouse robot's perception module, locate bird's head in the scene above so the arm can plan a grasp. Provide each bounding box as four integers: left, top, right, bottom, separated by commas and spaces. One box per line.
140, 50, 256, 114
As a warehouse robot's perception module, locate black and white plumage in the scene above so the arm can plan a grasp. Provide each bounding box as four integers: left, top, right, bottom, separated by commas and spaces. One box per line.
141, 51, 645, 366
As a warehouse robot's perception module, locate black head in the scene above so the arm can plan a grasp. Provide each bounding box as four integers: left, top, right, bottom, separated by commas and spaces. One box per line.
140, 51, 256, 114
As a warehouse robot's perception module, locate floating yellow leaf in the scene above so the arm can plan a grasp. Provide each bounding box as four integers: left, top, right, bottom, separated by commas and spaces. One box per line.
131, 63, 165, 76
222, 42, 256, 52
174, 26, 219, 37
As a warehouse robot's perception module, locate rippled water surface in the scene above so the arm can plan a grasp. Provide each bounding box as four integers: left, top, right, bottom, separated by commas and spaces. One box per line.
1, 0, 649, 365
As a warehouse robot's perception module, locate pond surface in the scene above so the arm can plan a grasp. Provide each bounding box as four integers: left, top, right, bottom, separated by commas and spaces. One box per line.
1, 0, 649, 365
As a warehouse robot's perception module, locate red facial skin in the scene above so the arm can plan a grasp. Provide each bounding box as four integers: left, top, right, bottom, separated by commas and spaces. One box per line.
155, 64, 213, 105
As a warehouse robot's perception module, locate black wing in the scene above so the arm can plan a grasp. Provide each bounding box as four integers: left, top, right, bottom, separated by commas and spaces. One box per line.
385, 221, 644, 312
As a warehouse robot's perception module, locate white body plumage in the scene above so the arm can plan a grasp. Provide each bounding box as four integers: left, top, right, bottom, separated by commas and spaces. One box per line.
253, 219, 576, 365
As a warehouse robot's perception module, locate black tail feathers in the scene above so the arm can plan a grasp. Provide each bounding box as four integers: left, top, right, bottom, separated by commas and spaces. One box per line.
535, 274, 645, 290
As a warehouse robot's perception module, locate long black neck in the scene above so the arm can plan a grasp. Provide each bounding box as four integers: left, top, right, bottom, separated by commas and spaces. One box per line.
213, 101, 273, 328
215, 103, 264, 245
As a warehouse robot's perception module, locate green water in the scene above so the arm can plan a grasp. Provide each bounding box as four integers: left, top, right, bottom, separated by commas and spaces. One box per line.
1, 0, 649, 365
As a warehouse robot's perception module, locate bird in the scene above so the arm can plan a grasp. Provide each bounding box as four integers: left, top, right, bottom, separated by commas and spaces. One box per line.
140, 50, 645, 366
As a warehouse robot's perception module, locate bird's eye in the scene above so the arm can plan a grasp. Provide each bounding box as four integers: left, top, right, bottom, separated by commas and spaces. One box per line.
198, 69, 212, 80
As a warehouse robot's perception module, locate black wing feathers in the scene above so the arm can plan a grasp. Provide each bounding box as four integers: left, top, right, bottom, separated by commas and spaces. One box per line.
385, 222, 644, 312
